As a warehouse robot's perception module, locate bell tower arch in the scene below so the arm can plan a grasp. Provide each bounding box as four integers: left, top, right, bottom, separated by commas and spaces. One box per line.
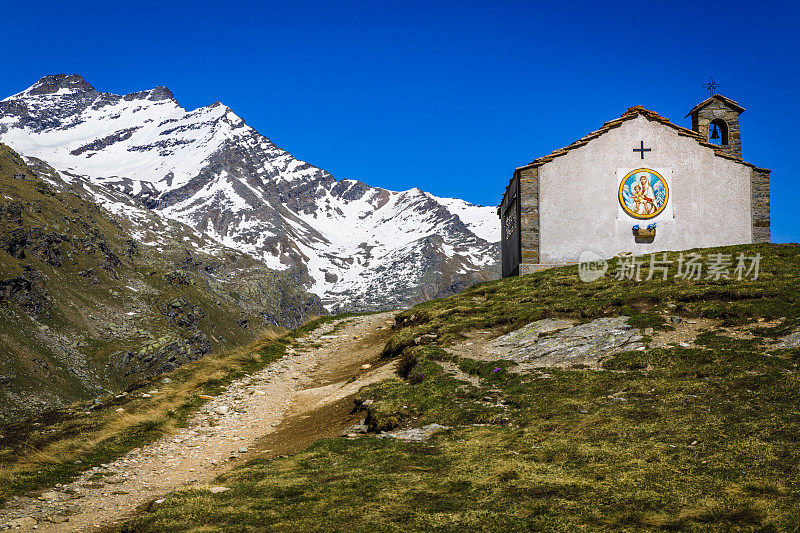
686, 94, 745, 158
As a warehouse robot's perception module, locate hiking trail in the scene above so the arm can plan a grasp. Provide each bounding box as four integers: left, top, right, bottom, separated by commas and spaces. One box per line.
0, 312, 398, 532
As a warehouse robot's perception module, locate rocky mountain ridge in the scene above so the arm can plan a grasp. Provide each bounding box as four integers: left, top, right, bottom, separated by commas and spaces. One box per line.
0, 74, 500, 312
0, 144, 323, 422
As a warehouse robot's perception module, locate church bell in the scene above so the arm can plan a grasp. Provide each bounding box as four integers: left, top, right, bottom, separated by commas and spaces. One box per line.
710, 124, 720, 140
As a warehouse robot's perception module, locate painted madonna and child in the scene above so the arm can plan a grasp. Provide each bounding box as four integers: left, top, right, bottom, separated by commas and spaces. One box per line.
619, 169, 668, 219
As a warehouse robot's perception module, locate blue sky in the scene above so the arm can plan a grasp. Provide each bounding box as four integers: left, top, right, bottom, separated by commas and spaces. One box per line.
2, 0, 798, 242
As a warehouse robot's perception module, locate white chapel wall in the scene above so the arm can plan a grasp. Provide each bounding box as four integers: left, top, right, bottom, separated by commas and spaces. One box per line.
537, 116, 753, 264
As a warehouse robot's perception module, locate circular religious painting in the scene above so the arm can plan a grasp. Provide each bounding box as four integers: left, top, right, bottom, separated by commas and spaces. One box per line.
618, 168, 669, 219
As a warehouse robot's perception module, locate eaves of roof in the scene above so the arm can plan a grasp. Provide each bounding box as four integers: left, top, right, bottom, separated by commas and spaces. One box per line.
499, 105, 769, 208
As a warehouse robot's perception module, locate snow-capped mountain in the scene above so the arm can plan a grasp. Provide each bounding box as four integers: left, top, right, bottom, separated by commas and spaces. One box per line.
0, 74, 499, 311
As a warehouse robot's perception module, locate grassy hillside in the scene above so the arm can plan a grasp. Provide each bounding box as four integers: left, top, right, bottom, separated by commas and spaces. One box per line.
129, 243, 800, 531
0, 144, 324, 422
0, 313, 359, 505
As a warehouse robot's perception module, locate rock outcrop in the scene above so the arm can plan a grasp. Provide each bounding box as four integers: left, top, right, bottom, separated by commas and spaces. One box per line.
482, 317, 644, 368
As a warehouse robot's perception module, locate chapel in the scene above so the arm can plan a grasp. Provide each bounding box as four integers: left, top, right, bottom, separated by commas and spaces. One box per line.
498, 94, 771, 277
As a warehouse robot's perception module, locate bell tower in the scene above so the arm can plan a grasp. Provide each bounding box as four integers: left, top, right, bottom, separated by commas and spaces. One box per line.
686, 94, 745, 158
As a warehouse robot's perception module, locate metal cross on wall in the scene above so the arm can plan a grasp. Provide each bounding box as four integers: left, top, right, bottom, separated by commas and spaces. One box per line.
633, 140, 651, 159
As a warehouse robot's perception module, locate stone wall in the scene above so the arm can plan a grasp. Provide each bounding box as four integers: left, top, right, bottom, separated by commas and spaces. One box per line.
518, 166, 540, 270
691, 99, 742, 158
499, 173, 520, 277
751, 167, 771, 243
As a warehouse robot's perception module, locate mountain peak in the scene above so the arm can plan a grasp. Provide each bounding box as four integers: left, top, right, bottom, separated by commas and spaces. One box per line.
122, 85, 179, 105
27, 74, 95, 96
149, 85, 177, 102
0, 75, 500, 313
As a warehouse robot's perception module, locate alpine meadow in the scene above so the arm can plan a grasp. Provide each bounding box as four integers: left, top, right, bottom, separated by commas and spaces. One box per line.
1, 1, 799, 531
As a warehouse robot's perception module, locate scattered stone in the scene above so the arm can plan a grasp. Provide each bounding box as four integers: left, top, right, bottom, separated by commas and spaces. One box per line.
341, 424, 368, 437
161, 377, 172, 384
238, 447, 248, 454
413, 333, 438, 345
381, 424, 449, 442
38, 491, 58, 501
670, 316, 683, 324
141, 393, 151, 399
360, 363, 372, 370
775, 330, 800, 349
209, 486, 230, 494
215, 406, 230, 415
7, 517, 37, 528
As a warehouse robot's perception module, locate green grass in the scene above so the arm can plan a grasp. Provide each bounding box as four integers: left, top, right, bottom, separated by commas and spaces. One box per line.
127, 243, 800, 532
379, 243, 800, 352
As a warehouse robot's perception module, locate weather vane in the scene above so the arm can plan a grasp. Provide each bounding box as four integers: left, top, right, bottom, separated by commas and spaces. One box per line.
703, 76, 719, 96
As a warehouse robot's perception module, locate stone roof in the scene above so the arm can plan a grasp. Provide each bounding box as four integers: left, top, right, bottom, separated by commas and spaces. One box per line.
685, 94, 746, 117
512, 105, 767, 174
501, 105, 769, 210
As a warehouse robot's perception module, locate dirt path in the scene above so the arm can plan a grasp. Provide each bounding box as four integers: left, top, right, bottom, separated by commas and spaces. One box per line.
0, 312, 398, 532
